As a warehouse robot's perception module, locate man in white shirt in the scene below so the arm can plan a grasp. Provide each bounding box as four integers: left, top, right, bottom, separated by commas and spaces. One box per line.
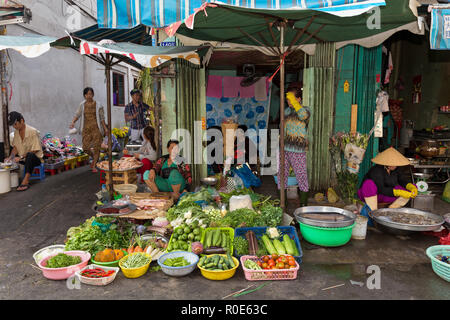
6, 112, 43, 191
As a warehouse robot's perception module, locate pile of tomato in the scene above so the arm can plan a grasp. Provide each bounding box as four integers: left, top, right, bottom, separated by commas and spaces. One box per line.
256, 254, 297, 270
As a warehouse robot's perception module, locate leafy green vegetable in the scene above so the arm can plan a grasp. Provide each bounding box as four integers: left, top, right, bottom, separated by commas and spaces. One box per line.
177, 188, 213, 206
66, 217, 95, 239
233, 236, 249, 256
256, 238, 268, 256
166, 201, 202, 221
94, 217, 116, 225
45, 253, 81, 268
65, 225, 131, 255
217, 208, 260, 228
257, 204, 283, 227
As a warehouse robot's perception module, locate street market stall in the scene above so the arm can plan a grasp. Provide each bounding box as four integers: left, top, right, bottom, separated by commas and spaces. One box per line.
3, 0, 449, 292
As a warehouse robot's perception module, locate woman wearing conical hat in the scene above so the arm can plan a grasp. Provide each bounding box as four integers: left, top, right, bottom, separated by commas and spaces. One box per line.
357, 147, 418, 210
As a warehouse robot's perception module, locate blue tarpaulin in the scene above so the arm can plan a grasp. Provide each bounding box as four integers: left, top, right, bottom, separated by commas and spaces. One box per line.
97, 0, 386, 29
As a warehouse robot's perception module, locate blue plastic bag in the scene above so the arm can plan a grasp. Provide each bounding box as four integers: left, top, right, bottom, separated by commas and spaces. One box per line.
232, 164, 261, 188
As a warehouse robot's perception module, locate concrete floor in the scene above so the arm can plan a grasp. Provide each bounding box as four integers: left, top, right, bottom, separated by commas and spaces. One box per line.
0, 166, 449, 300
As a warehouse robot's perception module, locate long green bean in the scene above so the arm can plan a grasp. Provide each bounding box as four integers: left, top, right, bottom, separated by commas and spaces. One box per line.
122, 253, 150, 268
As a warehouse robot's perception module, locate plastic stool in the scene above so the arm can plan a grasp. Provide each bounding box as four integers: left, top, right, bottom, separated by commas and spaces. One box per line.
25, 163, 46, 181
100, 170, 106, 184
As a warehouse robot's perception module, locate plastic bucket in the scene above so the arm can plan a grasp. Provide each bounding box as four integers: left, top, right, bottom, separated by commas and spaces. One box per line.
10, 171, 19, 188
352, 215, 368, 240
0, 169, 11, 194
287, 186, 298, 200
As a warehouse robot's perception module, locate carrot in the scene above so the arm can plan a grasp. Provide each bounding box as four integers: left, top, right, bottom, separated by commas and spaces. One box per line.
134, 246, 143, 253
144, 245, 150, 252
127, 246, 134, 254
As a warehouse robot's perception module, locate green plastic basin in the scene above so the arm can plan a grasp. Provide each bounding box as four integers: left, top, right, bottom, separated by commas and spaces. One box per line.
91, 250, 128, 267
299, 222, 356, 247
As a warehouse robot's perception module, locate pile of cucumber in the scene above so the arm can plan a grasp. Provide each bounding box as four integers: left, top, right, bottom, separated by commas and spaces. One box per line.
198, 253, 236, 271
201, 228, 231, 254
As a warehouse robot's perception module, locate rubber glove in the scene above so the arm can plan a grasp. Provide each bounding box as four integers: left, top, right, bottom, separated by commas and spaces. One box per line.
406, 183, 418, 198
393, 189, 412, 199
286, 92, 303, 112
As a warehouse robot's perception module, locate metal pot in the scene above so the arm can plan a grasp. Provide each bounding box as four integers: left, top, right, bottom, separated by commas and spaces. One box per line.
413, 172, 433, 181
416, 168, 434, 174
407, 158, 419, 166
419, 140, 439, 158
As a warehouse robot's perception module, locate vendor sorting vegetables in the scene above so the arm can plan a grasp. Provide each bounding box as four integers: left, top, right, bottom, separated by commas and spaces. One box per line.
278, 82, 311, 206
143, 140, 192, 200
357, 147, 417, 210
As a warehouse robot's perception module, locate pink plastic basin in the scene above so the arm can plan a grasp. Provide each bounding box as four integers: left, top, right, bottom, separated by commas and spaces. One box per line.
39, 251, 91, 280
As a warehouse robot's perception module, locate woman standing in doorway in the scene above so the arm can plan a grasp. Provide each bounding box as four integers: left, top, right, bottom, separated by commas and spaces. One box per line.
277, 82, 311, 207
70, 87, 107, 173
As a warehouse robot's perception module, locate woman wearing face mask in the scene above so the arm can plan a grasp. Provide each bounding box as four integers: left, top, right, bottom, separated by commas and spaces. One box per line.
143, 140, 192, 199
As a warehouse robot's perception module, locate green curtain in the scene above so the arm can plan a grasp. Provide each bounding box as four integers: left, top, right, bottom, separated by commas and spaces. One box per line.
175, 59, 207, 187
303, 43, 336, 191
353, 45, 382, 184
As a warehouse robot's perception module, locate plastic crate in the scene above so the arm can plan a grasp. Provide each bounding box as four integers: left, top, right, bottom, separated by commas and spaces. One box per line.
64, 157, 77, 170
234, 226, 303, 264
77, 154, 89, 167
44, 160, 64, 171
240, 255, 299, 281
200, 227, 235, 255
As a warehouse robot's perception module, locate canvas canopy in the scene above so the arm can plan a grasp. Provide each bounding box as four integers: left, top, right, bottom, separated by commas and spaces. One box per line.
97, 0, 387, 29
172, 0, 421, 55
0, 33, 209, 68
0, 35, 56, 58
79, 40, 209, 68
96, 0, 421, 55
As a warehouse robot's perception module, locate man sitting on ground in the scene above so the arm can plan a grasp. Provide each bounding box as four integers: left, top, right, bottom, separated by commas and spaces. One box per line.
6, 111, 44, 191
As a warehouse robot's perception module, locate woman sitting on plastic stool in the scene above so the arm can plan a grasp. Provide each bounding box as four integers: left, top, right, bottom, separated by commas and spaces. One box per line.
357, 147, 418, 210
143, 140, 191, 200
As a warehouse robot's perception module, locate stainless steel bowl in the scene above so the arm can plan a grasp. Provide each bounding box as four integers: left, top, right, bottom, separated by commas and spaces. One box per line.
413, 172, 433, 180
369, 208, 444, 234
201, 177, 218, 186
407, 158, 419, 165
294, 206, 356, 228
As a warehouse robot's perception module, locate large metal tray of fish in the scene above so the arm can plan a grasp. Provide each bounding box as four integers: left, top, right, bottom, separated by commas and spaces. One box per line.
369, 208, 444, 232
294, 206, 356, 228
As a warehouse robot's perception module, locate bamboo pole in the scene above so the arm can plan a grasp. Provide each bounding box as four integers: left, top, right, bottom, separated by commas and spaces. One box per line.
0, 26, 9, 159
280, 24, 286, 211
105, 54, 113, 196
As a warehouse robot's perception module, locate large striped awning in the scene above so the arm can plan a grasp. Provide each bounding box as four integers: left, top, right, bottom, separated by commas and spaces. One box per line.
97, 0, 386, 29
0, 34, 210, 68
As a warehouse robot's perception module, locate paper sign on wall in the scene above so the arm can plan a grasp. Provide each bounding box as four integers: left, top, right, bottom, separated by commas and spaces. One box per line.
374, 111, 383, 138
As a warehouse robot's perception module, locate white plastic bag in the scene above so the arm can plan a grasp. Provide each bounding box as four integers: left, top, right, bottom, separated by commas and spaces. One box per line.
229, 195, 253, 212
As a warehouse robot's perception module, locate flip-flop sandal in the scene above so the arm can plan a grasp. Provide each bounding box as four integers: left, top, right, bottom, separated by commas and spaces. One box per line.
17, 184, 30, 192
